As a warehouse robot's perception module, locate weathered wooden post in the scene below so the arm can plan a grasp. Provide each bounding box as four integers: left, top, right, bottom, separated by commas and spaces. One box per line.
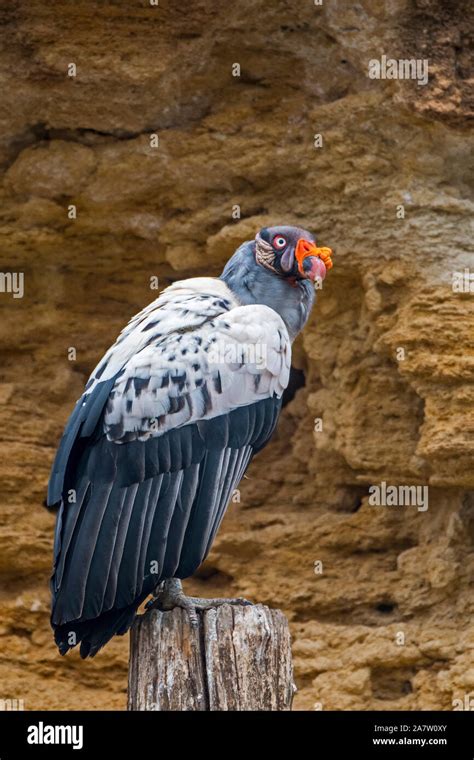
128, 604, 294, 710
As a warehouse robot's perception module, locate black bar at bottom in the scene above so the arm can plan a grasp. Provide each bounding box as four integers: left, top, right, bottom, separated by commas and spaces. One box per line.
0, 710, 472, 757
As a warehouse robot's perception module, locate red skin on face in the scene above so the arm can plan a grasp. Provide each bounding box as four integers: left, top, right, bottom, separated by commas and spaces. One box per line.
295, 238, 333, 282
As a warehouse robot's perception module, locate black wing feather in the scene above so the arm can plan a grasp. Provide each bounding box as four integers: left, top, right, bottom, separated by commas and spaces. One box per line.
47, 375, 121, 507
160, 463, 201, 578
51, 397, 281, 657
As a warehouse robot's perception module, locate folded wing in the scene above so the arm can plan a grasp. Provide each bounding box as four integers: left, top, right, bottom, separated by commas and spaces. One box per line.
48, 279, 291, 657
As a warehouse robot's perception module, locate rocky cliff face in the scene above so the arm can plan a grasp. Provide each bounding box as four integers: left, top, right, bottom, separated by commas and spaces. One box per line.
0, 0, 472, 711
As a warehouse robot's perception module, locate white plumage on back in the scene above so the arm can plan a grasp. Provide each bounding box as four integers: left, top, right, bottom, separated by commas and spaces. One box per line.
85, 278, 240, 394
104, 301, 291, 442
82, 277, 291, 443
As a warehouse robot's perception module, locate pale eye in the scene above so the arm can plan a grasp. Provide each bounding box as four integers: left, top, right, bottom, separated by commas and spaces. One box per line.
273, 235, 287, 249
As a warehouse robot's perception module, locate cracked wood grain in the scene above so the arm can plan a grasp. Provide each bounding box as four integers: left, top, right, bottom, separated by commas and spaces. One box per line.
128, 604, 294, 711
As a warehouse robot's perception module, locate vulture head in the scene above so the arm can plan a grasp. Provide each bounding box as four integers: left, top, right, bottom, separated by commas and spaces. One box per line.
221, 224, 333, 340
254, 225, 333, 283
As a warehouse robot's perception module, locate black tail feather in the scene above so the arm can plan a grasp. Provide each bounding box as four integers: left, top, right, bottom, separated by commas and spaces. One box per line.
53, 602, 142, 658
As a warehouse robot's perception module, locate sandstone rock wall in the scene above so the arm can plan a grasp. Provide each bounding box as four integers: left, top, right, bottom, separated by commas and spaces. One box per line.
0, 0, 472, 710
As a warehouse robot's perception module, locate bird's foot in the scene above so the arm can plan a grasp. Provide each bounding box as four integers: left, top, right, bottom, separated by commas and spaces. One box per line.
146, 578, 252, 627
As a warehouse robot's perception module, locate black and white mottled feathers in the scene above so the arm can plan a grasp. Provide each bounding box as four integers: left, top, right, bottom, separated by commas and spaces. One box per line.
48, 277, 291, 657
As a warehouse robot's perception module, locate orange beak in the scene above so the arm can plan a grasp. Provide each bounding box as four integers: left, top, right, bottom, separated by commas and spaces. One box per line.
295, 238, 333, 282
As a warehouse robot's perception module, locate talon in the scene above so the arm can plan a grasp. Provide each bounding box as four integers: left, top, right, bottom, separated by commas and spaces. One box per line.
148, 578, 254, 624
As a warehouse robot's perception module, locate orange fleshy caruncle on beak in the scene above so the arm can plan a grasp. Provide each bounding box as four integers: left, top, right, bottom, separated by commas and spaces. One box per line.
295, 238, 333, 282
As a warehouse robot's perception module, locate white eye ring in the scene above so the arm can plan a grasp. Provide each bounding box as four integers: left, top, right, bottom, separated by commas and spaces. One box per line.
273, 236, 287, 249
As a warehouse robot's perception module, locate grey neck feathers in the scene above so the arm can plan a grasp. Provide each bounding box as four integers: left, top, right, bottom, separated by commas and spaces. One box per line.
220, 242, 315, 342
